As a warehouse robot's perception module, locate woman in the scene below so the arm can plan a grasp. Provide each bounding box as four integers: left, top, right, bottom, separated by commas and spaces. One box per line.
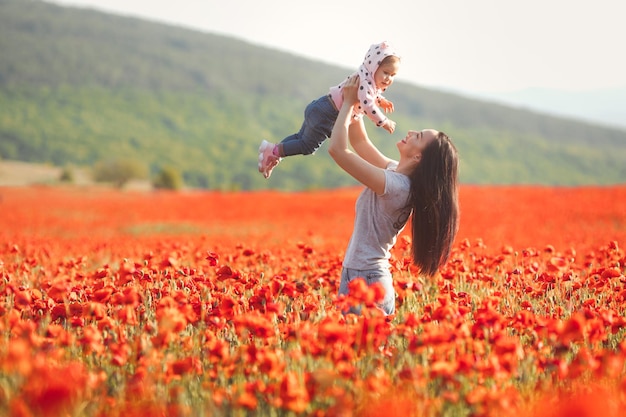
328, 75, 459, 315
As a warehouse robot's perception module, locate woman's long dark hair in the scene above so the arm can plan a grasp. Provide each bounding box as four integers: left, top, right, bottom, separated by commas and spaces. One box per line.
406, 132, 459, 276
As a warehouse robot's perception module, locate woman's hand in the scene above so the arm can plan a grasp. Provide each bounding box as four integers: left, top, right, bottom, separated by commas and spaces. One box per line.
342, 75, 360, 105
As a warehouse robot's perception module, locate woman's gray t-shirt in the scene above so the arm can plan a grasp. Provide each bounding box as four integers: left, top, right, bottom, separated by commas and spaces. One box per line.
342, 168, 412, 270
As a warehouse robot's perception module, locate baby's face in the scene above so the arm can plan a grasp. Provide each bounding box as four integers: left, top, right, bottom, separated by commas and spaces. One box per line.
374, 60, 400, 90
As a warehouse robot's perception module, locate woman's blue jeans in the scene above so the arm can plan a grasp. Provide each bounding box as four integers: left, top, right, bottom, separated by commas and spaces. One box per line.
338, 267, 395, 315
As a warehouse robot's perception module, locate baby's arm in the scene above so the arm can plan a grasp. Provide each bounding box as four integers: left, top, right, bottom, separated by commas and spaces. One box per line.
358, 82, 396, 133
378, 98, 395, 132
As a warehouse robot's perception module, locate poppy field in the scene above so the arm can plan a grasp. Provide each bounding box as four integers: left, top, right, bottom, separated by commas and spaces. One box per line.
1, 184, 626, 417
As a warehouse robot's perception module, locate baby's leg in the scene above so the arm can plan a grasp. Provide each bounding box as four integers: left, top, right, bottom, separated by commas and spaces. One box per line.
279, 96, 337, 156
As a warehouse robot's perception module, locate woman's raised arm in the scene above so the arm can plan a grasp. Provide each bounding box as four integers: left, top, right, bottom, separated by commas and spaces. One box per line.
328, 75, 387, 195
348, 119, 395, 169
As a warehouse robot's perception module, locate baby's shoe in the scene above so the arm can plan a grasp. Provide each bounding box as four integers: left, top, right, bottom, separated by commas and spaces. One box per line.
258, 140, 281, 179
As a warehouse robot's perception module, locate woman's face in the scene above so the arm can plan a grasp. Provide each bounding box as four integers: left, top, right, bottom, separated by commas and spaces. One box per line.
397, 129, 437, 162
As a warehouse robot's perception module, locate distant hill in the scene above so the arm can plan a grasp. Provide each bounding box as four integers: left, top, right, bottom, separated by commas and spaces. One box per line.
470, 87, 626, 130
1, 0, 625, 190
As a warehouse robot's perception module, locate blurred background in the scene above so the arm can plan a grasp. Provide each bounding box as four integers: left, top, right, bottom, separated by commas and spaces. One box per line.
1, 0, 625, 190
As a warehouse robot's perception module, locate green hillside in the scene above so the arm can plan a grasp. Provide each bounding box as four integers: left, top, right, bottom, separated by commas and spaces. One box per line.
1, 0, 625, 189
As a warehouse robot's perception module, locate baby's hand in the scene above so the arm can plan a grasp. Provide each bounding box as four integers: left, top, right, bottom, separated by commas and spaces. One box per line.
382, 119, 396, 134
379, 98, 395, 113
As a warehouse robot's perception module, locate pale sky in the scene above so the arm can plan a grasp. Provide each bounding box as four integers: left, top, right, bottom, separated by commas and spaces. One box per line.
48, 0, 625, 95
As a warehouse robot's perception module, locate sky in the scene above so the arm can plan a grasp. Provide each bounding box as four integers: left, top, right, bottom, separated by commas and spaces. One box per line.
48, 0, 625, 95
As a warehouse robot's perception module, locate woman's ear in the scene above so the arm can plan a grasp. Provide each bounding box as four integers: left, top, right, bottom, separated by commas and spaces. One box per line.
412, 153, 422, 164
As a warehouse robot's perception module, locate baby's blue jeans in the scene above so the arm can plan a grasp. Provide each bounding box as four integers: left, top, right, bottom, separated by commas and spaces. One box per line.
280, 95, 339, 156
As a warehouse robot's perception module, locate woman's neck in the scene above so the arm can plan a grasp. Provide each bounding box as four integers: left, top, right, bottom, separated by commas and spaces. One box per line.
395, 159, 417, 176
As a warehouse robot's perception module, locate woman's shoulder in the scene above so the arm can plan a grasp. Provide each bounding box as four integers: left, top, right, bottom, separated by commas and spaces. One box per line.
385, 160, 399, 170
383, 169, 411, 196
